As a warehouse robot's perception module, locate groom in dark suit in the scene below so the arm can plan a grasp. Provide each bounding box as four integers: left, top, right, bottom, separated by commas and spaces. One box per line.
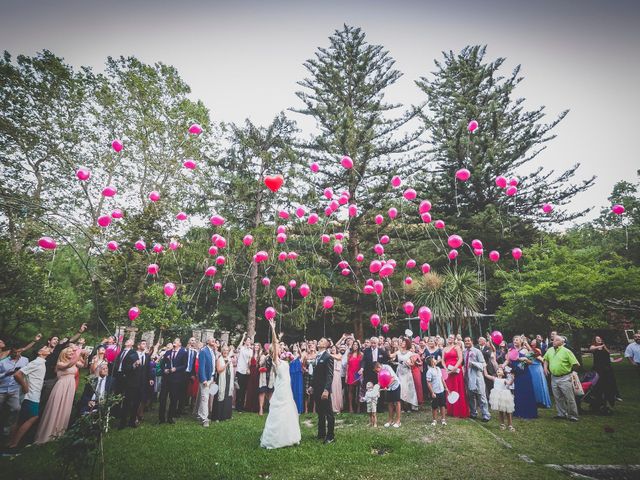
312, 338, 334, 444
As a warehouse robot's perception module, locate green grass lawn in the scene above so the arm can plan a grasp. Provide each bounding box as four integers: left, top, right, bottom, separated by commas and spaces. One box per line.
2, 360, 638, 480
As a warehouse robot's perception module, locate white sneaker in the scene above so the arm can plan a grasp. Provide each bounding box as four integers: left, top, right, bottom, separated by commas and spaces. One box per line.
431, 420, 437, 426
392, 423, 401, 428
384, 422, 391, 428
441, 419, 447, 426
203, 421, 209, 428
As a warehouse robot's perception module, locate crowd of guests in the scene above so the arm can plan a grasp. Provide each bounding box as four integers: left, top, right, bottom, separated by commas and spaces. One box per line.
0, 324, 637, 455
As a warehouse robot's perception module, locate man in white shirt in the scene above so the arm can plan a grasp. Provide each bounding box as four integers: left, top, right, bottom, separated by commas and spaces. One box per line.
0, 346, 30, 438
6, 345, 51, 451
235, 332, 253, 412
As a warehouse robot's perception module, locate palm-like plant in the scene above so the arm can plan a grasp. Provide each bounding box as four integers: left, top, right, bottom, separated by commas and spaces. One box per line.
409, 267, 483, 335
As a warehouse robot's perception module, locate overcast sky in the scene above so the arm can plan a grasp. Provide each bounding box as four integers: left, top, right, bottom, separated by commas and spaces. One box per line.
2, 0, 638, 223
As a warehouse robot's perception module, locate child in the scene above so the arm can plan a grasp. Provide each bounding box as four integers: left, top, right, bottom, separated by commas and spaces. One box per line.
363, 382, 380, 427
425, 355, 449, 426
485, 366, 515, 431
373, 362, 402, 428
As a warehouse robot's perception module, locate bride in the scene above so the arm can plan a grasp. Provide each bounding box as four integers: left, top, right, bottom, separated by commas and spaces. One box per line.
260, 319, 302, 449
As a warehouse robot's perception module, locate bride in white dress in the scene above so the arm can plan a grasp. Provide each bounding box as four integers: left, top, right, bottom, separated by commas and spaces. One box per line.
260, 319, 302, 449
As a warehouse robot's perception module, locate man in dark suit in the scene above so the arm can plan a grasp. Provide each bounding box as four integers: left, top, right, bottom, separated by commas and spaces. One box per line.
113, 338, 135, 422
359, 336, 389, 385
78, 361, 114, 415
178, 337, 198, 415
312, 338, 334, 444
159, 338, 187, 424
120, 340, 154, 428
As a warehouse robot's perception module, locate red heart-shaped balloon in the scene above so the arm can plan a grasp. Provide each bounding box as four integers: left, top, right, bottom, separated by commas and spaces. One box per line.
264, 174, 284, 192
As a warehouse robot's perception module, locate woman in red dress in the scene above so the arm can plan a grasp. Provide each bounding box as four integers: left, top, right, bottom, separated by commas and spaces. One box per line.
244, 343, 261, 413
346, 340, 363, 413
443, 334, 469, 418
410, 343, 424, 405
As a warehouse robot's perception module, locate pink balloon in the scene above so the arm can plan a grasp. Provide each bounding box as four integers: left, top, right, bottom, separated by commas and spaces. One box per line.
215, 255, 226, 266
265, 307, 276, 320
333, 242, 343, 255
210, 214, 225, 226
277, 225, 287, 234
418, 306, 432, 322
421, 212, 432, 224
335, 232, 344, 240
278, 252, 287, 262
276, 233, 287, 244
419, 200, 432, 214
111, 139, 123, 152
188, 124, 203, 135
455, 168, 471, 181
391, 175, 402, 188
341, 156, 354, 169
381, 324, 390, 334
378, 369, 392, 388
299, 283, 311, 297
509, 177, 519, 187
295, 206, 306, 218
420, 319, 429, 331
612, 204, 625, 215
310, 162, 319, 173
388, 207, 398, 219
341, 191, 351, 200
473, 248, 484, 256
147, 263, 159, 275
208, 246, 218, 256
491, 331, 503, 346
169, 240, 179, 251
261, 277, 271, 287
128, 307, 140, 321
323, 296, 334, 309
97, 215, 111, 227
279, 209, 290, 219
379, 264, 394, 278
321, 234, 330, 244
308, 213, 319, 225
421, 263, 431, 274
356, 253, 364, 262
406, 259, 416, 269
153, 243, 164, 253
213, 282, 222, 291
448, 249, 459, 260
176, 212, 188, 221
375, 214, 384, 225
107, 240, 118, 251
276, 285, 287, 299
512, 248, 523, 260
363, 285, 375, 295
254, 251, 268, 263
38, 236, 57, 250
338, 260, 349, 269
506, 186, 518, 197
102, 186, 117, 197
374, 244, 384, 256
403, 301, 415, 315
215, 236, 227, 249
489, 250, 500, 262
387, 259, 397, 268
338, 195, 348, 206
76, 168, 91, 181
370, 314, 381, 328
374, 280, 384, 295
448, 235, 463, 249
341, 268, 351, 276
495, 176, 507, 189
404, 276, 413, 285
242, 234, 254, 246
163, 282, 176, 297
149, 191, 161, 202
289, 279, 297, 288
403, 188, 417, 201
508, 348, 520, 362
467, 120, 479, 133
324, 188, 334, 200
330, 200, 340, 211
542, 203, 554, 214
434, 220, 445, 229
348, 204, 358, 217
369, 260, 382, 274
135, 240, 146, 251
183, 159, 197, 170
471, 239, 483, 249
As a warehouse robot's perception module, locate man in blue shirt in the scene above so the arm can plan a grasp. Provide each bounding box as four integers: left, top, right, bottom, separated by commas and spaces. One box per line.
0, 346, 29, 436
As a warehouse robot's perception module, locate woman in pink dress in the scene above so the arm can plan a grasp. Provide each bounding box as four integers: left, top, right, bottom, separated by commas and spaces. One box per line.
329, 345, 343, 413
443, 334, 469, 418
35, 346, 84, 444
346, 341, 363, 413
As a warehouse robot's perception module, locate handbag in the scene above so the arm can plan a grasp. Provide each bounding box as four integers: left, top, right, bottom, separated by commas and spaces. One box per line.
570, 371, 584, 396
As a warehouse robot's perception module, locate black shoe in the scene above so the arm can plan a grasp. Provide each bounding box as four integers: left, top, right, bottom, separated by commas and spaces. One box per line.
481, 418, 490, 423
167, 418, 175, 424
469, 416, 477, 420
323, 438, 335, 445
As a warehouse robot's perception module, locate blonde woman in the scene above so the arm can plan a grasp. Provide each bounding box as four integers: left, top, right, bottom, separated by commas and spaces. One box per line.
215, 345, 234, 421
35, 346, 84, 444
89, 345, 106, 376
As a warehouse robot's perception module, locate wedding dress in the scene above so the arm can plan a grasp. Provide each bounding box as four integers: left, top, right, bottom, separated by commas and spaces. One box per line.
260, 359, 302, 449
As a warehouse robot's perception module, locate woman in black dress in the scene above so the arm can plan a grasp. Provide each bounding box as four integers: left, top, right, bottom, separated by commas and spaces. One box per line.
589, 336, 620, 407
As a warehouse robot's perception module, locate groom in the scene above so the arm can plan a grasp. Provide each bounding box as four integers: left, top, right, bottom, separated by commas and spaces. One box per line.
312, 338, 335, 444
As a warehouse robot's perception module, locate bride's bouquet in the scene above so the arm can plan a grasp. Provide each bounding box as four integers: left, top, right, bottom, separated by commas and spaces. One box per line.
279, 352, 294, 363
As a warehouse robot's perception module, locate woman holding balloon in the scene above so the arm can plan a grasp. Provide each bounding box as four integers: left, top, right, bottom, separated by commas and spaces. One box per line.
374, 362, 402, 428
443, 334, 470, 418
509, 336, 538, 419
388, 338, 418, 411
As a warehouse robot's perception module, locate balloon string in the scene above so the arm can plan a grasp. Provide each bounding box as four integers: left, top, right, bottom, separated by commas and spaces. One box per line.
46, 248, 57, 286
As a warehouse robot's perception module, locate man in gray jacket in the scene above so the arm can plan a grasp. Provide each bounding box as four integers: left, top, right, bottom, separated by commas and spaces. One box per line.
463, 337, 490, 422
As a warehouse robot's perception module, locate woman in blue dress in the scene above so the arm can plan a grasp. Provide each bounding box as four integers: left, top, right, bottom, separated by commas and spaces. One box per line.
289, 343, 304, 414
509, 335, 538, 419
528, 339, 551, 408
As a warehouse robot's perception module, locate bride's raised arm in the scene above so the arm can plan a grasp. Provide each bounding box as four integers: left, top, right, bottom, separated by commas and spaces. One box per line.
268, 319, 280, 363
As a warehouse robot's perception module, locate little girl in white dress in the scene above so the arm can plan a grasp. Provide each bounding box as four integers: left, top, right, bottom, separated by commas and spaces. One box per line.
485, 367, 515, 431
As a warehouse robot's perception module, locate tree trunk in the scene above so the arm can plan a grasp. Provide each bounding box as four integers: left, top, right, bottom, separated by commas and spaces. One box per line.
348, 214, 364, 339
246, 169, 265, 339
